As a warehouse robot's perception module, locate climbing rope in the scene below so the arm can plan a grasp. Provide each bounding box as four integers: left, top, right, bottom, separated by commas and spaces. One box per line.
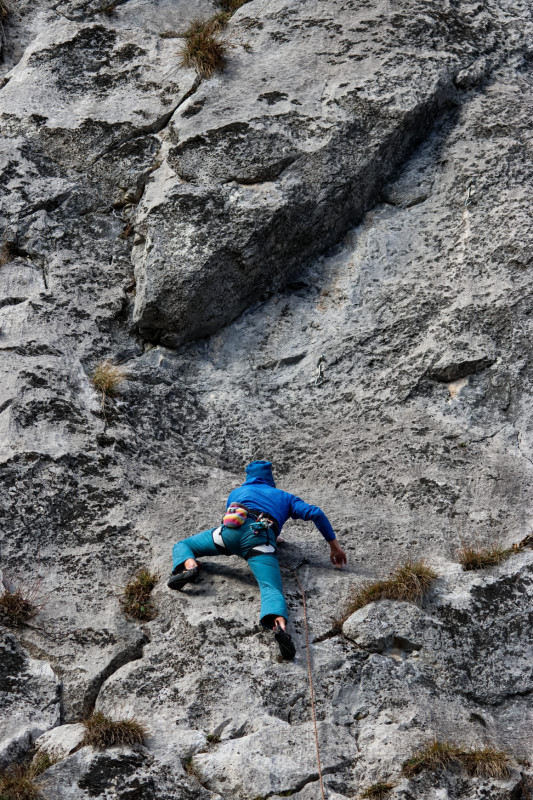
281, 561, 326, 800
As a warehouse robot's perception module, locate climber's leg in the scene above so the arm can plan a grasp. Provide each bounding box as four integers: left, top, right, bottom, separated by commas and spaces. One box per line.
247, 554, 295, 659
168, 528, 223, 590
171, 527, 221, 572
247, 553, 288, 629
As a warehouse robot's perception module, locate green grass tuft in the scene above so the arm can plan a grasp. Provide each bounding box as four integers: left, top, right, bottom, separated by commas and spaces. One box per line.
402, 741, 510, 780
82, 711, 147, 749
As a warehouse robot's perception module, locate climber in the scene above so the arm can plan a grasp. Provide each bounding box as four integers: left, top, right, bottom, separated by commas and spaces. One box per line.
168, 460, 347, 660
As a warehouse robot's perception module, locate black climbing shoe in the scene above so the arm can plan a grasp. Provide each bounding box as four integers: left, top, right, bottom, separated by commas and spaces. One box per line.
167, 566, 199, 591
274, 623, 296, 660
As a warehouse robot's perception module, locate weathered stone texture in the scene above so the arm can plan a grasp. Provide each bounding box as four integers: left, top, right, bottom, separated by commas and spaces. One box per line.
0, 629, 60, 767
1, 0, 532, 798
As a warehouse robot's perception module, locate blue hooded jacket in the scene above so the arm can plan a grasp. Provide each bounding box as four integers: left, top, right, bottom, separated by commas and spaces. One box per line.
226, 460, 335, 541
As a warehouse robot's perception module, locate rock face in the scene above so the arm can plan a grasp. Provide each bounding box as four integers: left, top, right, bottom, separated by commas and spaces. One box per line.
131, 0, 531, 345
1, 0, 533, 798
0, 629, 60, 767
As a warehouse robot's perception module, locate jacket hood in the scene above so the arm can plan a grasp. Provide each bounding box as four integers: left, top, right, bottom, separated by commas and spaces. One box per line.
244, 460, 276, 487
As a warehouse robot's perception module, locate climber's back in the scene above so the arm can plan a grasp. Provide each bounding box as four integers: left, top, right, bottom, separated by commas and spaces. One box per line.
226, 460, 336, 541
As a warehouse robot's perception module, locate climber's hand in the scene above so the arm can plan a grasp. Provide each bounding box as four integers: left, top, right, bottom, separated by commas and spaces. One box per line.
329, 540, 347, 569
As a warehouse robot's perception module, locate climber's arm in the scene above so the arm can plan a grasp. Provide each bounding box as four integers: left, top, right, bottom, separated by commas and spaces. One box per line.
289, 496, 347, 568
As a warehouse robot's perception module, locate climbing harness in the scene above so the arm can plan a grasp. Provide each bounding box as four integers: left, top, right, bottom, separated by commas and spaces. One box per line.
213, 513, 278, 558
281, 560, 326, 800
248, 517, 277, 557
315, 354, 326, 386
250, 517, 273, 533
212, 526, 226, 551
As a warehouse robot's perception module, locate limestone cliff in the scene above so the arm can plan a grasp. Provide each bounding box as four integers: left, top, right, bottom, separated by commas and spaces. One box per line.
1, 0, 533, 798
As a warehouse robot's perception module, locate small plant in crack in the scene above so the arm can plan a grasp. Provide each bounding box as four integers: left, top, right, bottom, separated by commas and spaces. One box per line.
0, 750, 58, 800
360, 782, 395, 799
98, 0, 122, 16
218, 0, 250, 11
0, 240, 14, 267
179, 17, 228, 78
0, 578, 44, 629
332, 559, 437, 630
91, 360, 127, 412
0, 0, 9, 21
119, 221, 134, 240
402, 741, 511, 780
82, 711, 147, 749
183, 755, 204, 781
457, 543, 513, 571
119, 568, 159, 621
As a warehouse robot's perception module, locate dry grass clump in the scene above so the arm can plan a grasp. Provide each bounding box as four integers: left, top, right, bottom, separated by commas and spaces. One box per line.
179, 18, 228, 78
457, 544, 512, 571
342, 560, 437, 621
0, 752, 57, 800
0, 241, 13, 266
0, 582, 42, 629
92, 360, 127, 398
120, 568, 159, 621
457, 532, 533, 571
218, 0, 249, 10
515, 532, 533, 550
82, 711, 147, 749
30, 752, 57, 778
0, 1, 9, 21
458, 544, 512, 570
175, 0, 250, 77
460, 747, 511, 778
402, 741, 510, 780
360, 782, 395, 799
402, 741, 464, 777
98, 0, 122, 15
0, 766, 41, 800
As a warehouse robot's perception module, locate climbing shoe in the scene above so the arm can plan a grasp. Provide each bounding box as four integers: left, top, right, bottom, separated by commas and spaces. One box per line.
167, 566, 199, 591
273, 623, 296, 660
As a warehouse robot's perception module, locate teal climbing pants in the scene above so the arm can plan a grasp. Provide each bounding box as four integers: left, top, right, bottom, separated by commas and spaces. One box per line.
172, 519, 288, 628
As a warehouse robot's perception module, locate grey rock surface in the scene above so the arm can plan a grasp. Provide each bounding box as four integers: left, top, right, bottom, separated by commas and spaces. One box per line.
39, 745, 216, 800
132, 0, 532, 345
35, 723, 86, 760
0, 630, 60, 767
1, 0, 533, 798
191, 721, 358, 799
